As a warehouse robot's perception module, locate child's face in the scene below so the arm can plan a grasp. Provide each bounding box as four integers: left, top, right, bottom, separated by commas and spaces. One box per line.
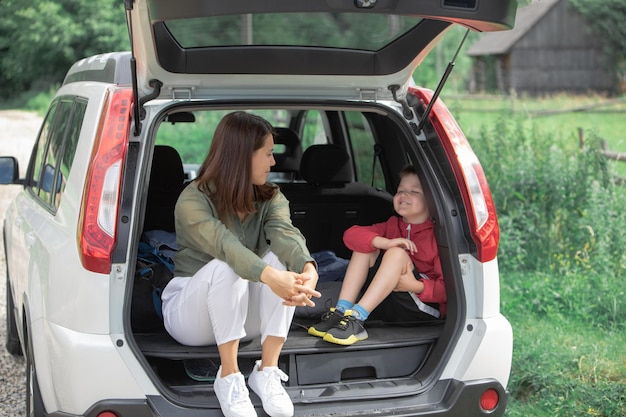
393, 173, 430, 224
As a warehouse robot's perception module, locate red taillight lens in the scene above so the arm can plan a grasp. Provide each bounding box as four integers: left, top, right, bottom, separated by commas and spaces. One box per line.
479, 388, 500, 411
97, 412, 118, 417
409, 87, 499, 262
78, 87, 133, 273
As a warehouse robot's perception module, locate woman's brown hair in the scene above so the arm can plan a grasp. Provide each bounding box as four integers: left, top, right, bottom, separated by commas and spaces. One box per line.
196, 111, 277, 222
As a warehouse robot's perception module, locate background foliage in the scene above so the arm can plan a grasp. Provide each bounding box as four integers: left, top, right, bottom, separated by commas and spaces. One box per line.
0, 0, 129, 98
453, 98, 626, 416
473, 119, 625, 278
570, 0, 626, 84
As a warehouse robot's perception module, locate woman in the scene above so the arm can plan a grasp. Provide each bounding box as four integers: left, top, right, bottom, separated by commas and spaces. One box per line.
161, 111, 320, 417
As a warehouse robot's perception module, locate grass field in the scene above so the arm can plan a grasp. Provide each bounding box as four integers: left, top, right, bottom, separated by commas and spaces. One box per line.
445, 94, 626, 178
445, 94, 626, 148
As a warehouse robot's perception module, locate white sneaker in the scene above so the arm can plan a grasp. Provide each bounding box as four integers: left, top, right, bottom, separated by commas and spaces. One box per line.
214, 366, 257, 417
248, 360, 294, 417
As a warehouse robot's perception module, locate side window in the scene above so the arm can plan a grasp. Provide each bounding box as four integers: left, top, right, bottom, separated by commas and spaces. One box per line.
30, 102, 58, 192
28, 98, 85, 210
301, 110, 329, 152
300, 110, 384, 188
345, 111, 385, 189
37, 100, 72, 205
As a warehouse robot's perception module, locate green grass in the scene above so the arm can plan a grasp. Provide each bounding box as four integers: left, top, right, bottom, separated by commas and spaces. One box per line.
502, 273, 626, 417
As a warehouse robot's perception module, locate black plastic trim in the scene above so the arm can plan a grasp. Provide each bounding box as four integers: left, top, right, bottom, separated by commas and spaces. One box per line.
152, 20, 450, 76
142, 379, 508, 417
62, 53, 132, 86
111, 142, 139, 264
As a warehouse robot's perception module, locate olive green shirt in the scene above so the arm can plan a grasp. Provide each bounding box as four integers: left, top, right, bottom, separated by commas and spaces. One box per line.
173, 181, 314, 281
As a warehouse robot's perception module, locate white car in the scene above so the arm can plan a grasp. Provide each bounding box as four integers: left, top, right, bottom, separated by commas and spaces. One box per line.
1, 1, 516, 416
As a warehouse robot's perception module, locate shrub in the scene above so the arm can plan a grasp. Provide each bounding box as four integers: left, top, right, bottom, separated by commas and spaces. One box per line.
24, 86, 58, 115
469, 114, 626, 283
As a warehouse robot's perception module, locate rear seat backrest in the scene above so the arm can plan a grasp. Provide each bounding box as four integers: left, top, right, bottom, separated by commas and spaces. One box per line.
279, 144, 394, 259
143, 145, 186, 233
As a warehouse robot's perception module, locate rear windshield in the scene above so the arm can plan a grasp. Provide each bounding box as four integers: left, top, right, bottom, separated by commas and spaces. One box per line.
164, 13, 422, 51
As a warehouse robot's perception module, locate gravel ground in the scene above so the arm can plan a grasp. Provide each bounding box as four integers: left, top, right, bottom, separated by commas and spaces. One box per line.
0, 110, 41, 416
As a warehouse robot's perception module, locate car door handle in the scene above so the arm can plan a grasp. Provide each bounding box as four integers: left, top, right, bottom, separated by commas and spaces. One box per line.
15, 216, 23, 229
25, 232, 36, 248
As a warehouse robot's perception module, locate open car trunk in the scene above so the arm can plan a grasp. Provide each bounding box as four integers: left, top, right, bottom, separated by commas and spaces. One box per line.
126, 99, 470, 408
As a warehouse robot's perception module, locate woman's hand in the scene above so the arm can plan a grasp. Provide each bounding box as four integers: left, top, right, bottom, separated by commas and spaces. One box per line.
287, 261, 320, 307
260, 263, 320, 307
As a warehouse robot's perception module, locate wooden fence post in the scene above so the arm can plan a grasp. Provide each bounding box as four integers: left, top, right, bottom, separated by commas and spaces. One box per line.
578, 127, 626, 186
578, 127, 584, 148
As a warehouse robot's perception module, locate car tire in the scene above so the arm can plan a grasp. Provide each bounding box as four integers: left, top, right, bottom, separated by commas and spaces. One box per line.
5, 272, 22, 356
25, 329, 45, 417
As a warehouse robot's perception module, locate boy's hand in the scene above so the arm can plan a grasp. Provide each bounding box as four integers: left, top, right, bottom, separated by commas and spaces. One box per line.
376, 237, 417, 254
395, 261, 425, 293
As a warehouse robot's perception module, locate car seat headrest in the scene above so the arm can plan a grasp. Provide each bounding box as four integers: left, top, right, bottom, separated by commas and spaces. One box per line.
272, 127, 302, 173
300, 144, 352, 186
150, 145, 185, 188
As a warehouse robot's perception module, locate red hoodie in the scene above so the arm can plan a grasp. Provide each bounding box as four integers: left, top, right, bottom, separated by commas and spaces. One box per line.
343, 216, 447, 318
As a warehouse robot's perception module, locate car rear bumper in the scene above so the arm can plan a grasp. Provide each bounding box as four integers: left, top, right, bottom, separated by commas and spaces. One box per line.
44, 378, 507, 417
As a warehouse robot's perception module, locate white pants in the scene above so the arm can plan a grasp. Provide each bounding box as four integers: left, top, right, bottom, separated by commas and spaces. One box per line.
161, 251, 295, 346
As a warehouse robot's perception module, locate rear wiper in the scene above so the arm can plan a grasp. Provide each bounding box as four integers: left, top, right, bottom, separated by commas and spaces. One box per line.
415, 28, 470, 136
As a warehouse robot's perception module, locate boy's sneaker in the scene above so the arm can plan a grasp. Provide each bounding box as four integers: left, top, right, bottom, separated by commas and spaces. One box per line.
248, 360, 294, 417
322, 310, 368, 345
308, 307, 344, 337
213, 366, 257, 417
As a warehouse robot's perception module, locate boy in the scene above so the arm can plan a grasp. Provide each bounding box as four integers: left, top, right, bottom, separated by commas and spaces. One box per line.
308, 166, 446, 345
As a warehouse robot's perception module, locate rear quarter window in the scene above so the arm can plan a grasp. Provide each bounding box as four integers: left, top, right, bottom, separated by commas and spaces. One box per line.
28, 97, 86, 210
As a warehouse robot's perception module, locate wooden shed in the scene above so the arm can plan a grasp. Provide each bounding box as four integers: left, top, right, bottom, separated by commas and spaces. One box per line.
467, 0, 615, 95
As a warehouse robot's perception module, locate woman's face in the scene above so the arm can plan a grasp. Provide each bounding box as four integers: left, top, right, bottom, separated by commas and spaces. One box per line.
250, 133, 276, 185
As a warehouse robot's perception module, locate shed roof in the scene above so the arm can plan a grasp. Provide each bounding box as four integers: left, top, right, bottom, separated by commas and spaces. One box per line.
467, 0, 560, 56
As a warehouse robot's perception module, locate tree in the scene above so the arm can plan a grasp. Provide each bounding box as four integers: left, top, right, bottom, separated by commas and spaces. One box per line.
570, 0, 626, 89
412, 26, 479, 93
0, 0, 129, 98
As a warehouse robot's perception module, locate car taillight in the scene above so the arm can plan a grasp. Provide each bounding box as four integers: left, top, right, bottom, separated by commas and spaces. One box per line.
78, 87, 133, 273
409, 87, 499, 262
479, 388, 500, 411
